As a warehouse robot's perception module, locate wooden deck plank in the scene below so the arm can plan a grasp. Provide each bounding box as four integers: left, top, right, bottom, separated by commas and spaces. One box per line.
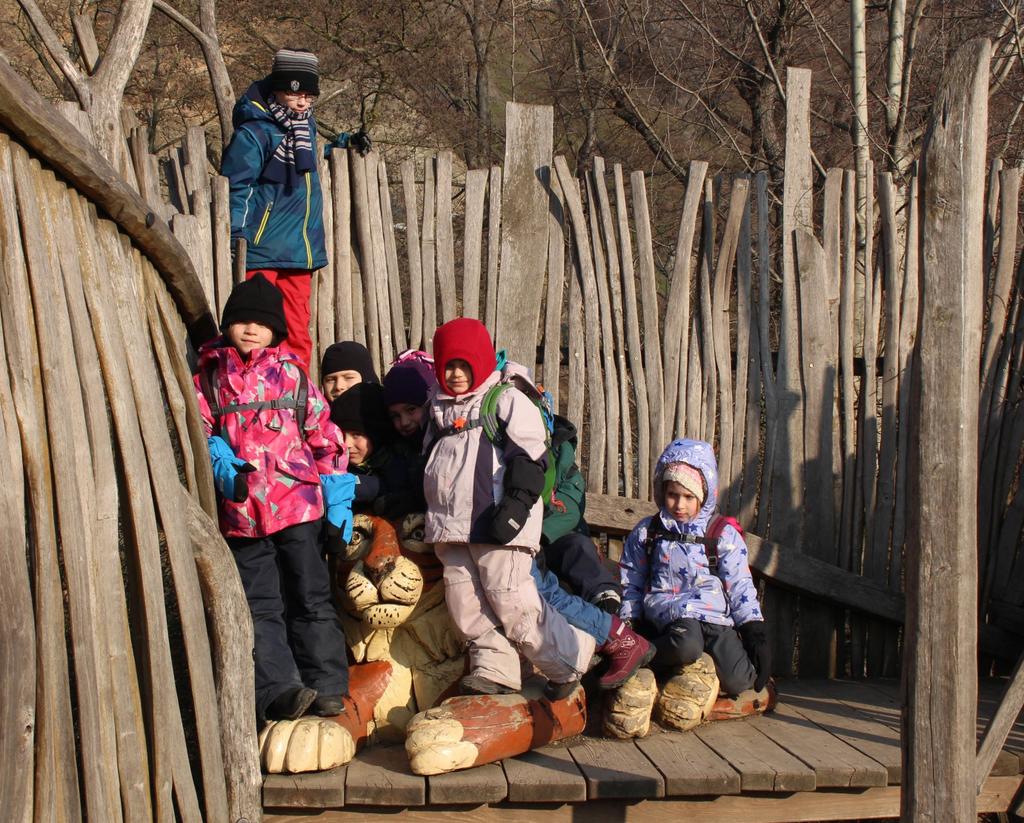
871, 677, 1022, 774
263, 774, 1024, 822
750, 703, 888, 787
344, 745, 425, 806
694, 718, 815, 791
777, 681, 902, 783
428, 763, 506, 805
568, 738, 665, 799
799, 678, 904, 729
501, 745, 587, 802
263, 767, 345, 809
636, 729, 741, 796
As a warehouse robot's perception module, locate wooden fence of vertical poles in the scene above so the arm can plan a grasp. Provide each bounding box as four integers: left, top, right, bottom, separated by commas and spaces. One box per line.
0, 36, 1022, 822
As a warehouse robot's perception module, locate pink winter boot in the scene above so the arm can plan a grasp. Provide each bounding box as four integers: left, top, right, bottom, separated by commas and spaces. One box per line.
598, 616, 655, 690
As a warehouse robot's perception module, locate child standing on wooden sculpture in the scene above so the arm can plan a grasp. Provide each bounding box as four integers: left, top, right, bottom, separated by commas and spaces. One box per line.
196, 274, 355, 721
423, 317, 598, 698
221, 48, 370, 371
618, 438, 770, 730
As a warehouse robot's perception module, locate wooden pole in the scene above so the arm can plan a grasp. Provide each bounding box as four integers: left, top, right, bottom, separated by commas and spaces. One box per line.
365, 153, 394, 367
585, 170, 619, 492
631, 170, 665, 454
378, 159, 406, 354
496, 104, 552, 369
711, 179, 748, 503
421, 157, 437, 352
697, 178, 716, 444
794, 228, 838, 678
0, 136, 38, 823
401, 159, 423, 349
350, 152, 382, 371
772, 65, 812, 550
903, 36, 990, 822
662, 161, 708, 439
592, 157, 633, 496
542, 171, 565, 404
331, 151, 354, 342
484, 165, 502, 335
435, 150, 457, 324
555, 156, 606, 493
613, 164, 651, 498
462, 168, 488, 320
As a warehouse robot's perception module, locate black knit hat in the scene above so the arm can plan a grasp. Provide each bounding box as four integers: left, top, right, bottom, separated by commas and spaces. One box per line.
330, 382, 390, 444
220, 273, 288, 338
269, 48, 320, 96
321, 341, 380, 384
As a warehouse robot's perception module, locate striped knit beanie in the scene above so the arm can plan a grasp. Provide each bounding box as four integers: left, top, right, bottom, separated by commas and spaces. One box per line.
270, 48, 320, 96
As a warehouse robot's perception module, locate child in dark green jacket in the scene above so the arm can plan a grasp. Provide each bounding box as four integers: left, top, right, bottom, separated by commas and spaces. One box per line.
540, 415, 623, 613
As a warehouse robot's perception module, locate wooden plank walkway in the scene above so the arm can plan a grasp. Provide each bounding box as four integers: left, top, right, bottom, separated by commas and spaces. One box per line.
264, 679, 1024, 821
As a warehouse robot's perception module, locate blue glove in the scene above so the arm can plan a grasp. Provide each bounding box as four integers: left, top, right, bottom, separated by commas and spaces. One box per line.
207, 435, 254, 503
321, 473, 357, 552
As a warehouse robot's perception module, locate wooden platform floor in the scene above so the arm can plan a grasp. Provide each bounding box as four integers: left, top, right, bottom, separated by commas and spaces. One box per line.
263, 678, 1024, 822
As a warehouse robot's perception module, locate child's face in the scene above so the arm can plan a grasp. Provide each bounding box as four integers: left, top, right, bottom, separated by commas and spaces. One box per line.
664, 480, 702, 523
389, 402, 425, 438
444, 359, 473, 395
322, 370, 364, 402
226, 321, 274, 357
272, 90, 315, 114
344, 431, 373, 465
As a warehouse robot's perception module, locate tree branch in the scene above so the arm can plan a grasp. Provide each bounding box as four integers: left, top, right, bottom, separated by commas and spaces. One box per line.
15, 0, 89, 107
573, 0, 688, 184
153, 0, 234, 144
743, 0, 786, 105
91, 0, 154, 100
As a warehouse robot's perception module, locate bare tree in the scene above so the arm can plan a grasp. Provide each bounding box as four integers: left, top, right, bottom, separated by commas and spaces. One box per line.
151, 0, 235, 145
16, 0, 153, 168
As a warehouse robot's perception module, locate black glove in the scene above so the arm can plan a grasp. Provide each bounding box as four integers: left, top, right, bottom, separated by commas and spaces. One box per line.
505, 454, 545, 497
490, 487, 534, 545
349, 129, 372, 156
324, 523, 348, 557
738, 621, 771, 692
231, 469, 253, 503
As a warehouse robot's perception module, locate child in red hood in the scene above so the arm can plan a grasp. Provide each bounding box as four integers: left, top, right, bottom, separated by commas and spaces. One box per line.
422, 318, 597, 698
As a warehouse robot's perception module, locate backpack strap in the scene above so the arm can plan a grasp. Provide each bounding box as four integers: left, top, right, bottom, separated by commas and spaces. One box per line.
644, 512, 743, 576
293, 368, 308, 431
479, 382, 513, 443
427, 377, 556, 497
197, 361, 308, 433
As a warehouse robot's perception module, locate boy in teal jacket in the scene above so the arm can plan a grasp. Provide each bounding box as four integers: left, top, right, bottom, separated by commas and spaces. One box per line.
221, 48, 369, 370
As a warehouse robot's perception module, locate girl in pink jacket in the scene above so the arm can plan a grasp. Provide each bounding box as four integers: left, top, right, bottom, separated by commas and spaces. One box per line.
195, 274, 354, 721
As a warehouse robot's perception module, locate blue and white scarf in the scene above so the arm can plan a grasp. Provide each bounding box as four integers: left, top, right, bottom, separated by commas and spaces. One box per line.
265, 97, 314, 189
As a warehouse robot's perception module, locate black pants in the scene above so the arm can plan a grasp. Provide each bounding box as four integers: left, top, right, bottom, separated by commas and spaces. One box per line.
228, 520, 348, 718
646, 618, 755, 696
541, 531, 621, 602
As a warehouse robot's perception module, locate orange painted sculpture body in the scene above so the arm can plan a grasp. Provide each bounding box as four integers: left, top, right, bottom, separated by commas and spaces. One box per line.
405, 688, 587, 775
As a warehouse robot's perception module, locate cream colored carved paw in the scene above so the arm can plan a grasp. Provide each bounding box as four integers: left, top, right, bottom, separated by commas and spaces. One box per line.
655, 652, 720, 731
602, 667, 657, 739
